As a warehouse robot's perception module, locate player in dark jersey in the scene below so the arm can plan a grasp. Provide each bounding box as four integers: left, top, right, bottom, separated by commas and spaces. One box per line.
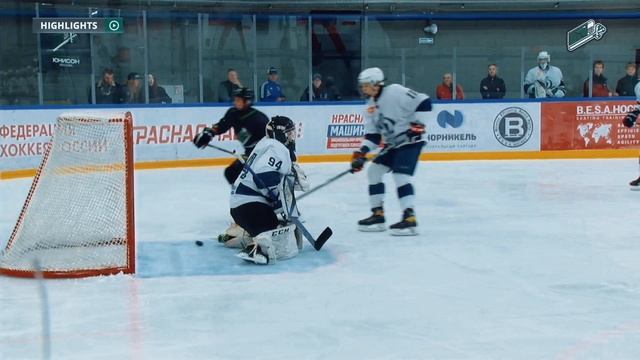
193, 87, 269, 184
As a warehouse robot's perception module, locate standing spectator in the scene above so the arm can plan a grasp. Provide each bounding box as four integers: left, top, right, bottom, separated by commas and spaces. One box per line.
436, 73, 464, 100
148, 74, 172, 104
480, 64, 506, 99
218, 68, 243, 102
300, 73, 337, 101
583, 60, 611, 97
524, 51, 566, 98
325, 76, 342, 101
260, 66, 285, 102
123, 72, 144, 104
92, 68, 122, 104
615, 62, 639, 97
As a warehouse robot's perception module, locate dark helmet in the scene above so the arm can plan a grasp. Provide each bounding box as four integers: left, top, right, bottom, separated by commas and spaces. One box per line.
266, 116, 296, 146
233, 87, 254, 101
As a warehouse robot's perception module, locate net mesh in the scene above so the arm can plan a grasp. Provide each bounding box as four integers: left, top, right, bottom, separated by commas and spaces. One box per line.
0, 112, 134, 277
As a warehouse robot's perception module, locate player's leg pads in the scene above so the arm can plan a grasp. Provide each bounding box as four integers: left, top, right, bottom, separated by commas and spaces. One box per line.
218, 223, 252, 248
367, 163, 390, 208
235, 223, 298, 264
393, 173, 415, 210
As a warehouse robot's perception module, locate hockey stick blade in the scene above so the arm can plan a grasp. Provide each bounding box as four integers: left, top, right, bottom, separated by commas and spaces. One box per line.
313, 227, 333, 251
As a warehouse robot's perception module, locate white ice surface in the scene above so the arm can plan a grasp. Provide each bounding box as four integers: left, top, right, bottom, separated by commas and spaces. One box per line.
1, 159, 640, 360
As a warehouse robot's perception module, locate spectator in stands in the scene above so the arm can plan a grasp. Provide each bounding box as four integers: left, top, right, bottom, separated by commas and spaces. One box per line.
524, 51, 565, 98
436, 73, 464, 100
123, 72, 144, 104
148, 74, 172, 104
260, 66, 285, 102
480, 64, 506, 99
583, 60, 611, 97
324, 76, 342, 101
93, 68, 122, 104
300, 73, 338, 101
218, 68, 243, 102
615, 62, 639, 97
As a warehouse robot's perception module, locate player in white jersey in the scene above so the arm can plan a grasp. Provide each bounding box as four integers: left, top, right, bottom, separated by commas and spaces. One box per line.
229, 116, 302, 264
351, 67, 432, 236
524, 51, 566, 99
623, 81, 640, 189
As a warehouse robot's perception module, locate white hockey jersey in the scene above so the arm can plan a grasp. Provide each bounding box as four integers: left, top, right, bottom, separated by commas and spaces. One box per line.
230, 138, 293, 211
635, 81, 640, 103
362, 84, 429, 148
524, 65, 565, 98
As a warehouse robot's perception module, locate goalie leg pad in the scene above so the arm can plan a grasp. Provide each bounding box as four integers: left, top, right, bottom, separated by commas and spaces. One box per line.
219, 223, 253, 248
236, 223, 299, 265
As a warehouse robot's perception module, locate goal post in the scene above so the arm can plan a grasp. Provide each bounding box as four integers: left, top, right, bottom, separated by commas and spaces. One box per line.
0, 112, 135, 278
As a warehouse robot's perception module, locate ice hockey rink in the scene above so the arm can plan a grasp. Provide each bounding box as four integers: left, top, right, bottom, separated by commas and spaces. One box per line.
1, 158, 639, 359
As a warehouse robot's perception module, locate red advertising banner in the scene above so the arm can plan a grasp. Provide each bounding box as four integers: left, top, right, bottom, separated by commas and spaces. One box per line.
542, 100, 640, 150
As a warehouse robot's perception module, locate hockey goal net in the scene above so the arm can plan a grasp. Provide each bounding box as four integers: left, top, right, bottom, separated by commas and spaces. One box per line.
0, 112, 135, 278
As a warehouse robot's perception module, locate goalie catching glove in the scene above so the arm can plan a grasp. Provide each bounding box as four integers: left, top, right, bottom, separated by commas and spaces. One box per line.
623, 108, 640, 128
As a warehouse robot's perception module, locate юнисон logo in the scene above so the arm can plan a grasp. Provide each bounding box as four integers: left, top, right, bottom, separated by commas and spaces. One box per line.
493, 107, 533, 148
436, 110, 464, 128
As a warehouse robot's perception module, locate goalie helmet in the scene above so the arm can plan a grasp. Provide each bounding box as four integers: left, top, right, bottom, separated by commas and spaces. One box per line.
537, 51, 550, 70
266, 116, 296, 146
358, 67, 385, 86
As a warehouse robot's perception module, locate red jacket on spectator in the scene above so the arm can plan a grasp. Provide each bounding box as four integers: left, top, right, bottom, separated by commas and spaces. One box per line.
436, 84, 465, 100
583, 74, 611, 97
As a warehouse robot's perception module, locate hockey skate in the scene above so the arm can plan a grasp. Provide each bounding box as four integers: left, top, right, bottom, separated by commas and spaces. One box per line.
389, 208, 418, 236
358, 207, 386, 232
630, 176, 640, 191
236, 243, 269, 265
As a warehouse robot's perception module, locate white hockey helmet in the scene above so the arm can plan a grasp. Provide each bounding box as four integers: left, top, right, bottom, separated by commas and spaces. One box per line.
537, 51, 551, 61
358, 67, 385, 86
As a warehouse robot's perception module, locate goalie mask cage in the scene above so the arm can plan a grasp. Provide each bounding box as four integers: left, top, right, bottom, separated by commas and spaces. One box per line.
0, 112, 135, 278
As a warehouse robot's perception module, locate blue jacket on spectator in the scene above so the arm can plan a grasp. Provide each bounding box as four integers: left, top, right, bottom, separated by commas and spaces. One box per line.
260, 79, 285, 102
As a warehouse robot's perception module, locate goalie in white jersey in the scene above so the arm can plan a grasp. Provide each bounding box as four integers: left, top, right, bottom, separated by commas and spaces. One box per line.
229, 116, 303, 264
351, 67, 432, 235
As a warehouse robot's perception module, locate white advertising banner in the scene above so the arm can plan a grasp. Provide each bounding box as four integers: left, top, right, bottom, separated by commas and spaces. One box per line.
424, 102, 541, 152
0, 101, 541, 172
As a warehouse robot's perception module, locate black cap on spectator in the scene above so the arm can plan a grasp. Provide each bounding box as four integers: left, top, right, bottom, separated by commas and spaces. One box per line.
127, 72, 142, 80
313, 73, 322, 81
267, 66, 278, 75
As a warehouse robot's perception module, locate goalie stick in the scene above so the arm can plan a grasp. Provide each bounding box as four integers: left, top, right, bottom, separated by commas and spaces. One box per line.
205, 143, 333, 250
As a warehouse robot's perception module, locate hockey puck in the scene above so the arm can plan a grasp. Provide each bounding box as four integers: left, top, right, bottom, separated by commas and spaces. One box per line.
195, 240, 204, 247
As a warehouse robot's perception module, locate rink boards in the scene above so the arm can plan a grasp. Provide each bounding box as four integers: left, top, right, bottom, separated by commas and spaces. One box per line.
1, 99, 639, 179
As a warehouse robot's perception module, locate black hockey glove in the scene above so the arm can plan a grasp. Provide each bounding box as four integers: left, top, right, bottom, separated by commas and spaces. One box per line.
623, 108, 640, 128
193, 127, 216, 149
351, 151, 367, 173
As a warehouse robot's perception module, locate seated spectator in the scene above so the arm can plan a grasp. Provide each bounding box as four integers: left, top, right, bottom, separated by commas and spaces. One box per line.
123, 72, 144, 104
480, 64, 506, 99
148, 74, 172, 104
524, 51, 566, 98
93, 68, 122, 104
583, 60, 611, 97
218, 68, 242, 102
300, 73, 339, 101
436, 73, 464, 100
615, 62, 638, 97
260, 66, 285, 102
